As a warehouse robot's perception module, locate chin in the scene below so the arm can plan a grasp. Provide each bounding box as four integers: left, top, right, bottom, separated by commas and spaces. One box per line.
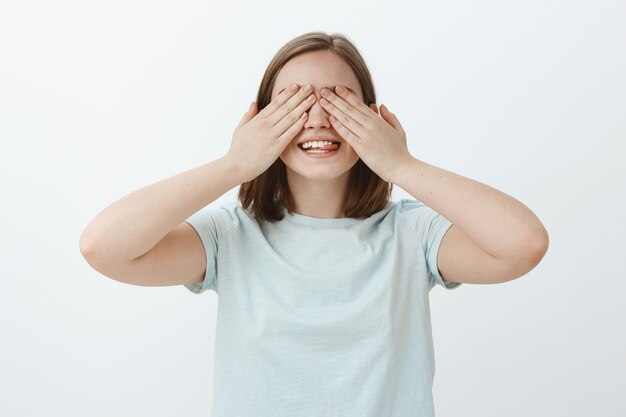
281, 156, 358, 181
299, 170, 351, 182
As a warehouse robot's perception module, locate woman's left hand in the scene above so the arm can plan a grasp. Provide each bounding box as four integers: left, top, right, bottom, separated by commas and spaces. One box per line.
319, 85, 415, 183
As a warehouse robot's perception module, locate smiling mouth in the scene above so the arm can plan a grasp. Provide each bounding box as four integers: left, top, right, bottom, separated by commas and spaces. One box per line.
297, 141, 341, 152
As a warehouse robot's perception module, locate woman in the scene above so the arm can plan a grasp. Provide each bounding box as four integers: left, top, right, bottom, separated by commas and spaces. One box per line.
80, 31, 549, 416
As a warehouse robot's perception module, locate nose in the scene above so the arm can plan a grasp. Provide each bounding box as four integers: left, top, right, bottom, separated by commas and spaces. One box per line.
303, 94, 331, 129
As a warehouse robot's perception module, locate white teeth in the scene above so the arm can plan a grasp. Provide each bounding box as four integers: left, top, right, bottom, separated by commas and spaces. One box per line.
301, 140, 333, 149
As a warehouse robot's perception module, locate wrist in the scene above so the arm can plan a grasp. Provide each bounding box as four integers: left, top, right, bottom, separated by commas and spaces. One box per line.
217, 156, 247, 186
389, 155, 421, 185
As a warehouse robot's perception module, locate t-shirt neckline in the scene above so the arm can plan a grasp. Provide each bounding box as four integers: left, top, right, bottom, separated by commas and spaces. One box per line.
279, 202, 393, 227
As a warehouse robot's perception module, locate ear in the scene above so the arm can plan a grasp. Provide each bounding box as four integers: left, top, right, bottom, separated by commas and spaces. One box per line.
369, 103, 379, 115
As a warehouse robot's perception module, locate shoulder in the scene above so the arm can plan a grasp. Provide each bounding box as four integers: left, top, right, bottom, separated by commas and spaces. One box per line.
186, 200, 249, 236
394, 198, 453, 247
396, 198, 428, 214
393, 198, 443, 227
396, 197, 446, 219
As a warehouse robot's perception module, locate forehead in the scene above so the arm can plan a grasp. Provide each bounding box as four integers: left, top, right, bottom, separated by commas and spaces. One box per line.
272, 50, 362, 98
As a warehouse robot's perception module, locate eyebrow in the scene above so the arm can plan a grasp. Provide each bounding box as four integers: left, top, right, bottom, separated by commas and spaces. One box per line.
277, 85, 356, 95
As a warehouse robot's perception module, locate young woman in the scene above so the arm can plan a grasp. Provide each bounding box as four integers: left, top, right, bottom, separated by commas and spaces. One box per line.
80, 31, 549, 417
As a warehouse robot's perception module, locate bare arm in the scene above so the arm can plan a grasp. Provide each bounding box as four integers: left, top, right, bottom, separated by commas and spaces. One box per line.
392, 158, 549, 284
79, 84, 316, 286
79, 156, 242, 273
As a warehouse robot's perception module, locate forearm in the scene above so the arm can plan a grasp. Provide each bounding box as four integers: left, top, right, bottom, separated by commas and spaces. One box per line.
391, 157, 548, 262
80, 156, 243, 263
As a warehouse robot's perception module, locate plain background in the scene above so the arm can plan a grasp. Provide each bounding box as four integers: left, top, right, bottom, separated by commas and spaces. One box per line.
1, 0, 624, 416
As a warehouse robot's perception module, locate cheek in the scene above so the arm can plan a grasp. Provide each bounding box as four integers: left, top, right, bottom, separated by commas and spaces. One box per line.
343, 143, 356, 154
279, 145, 296, 159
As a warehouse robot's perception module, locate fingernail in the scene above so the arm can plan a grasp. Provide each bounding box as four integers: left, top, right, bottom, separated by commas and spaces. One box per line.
290, 83, 299, 91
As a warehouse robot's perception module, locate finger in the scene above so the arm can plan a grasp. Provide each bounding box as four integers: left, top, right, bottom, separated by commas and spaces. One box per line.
321, 97, 368, 139
321, 85, 374, 125
236, 101, 257, 129
273, 92, 316, 136
266, 84, 314, 126
257, 83, 300, 119
276, 112, 308, 146
380, 104, 404, 132
328, 114, 361, 151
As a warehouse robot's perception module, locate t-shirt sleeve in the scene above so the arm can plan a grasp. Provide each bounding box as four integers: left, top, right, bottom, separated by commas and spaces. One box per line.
399, 198, 462, 290
182, 202, 236, 294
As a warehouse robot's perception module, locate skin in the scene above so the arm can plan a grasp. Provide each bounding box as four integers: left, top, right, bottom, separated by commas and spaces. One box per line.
315, 68, 549, 284
271, 50, 379, 219
271, 50, 548, 285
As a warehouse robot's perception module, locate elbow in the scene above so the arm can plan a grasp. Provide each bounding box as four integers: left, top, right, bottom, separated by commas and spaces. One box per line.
80, 241, 101, 275
79, 227, 99, 261
79, 227, 109, 273
529, 227, 549, 266
501, 229, 549, 282
518, 228, 549, 274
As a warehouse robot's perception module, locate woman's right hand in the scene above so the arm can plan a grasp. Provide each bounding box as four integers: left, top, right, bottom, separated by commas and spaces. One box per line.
224, 83, 316, 184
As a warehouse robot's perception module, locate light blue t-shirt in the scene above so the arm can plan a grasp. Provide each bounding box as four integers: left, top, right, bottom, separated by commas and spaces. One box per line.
183, 198, 462, 417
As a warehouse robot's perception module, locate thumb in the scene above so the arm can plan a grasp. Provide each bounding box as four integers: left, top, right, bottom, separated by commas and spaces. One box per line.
380, 104, 403, 131
237, 101, 257, 129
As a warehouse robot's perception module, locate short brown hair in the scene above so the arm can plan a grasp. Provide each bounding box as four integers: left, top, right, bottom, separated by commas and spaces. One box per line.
238, 31, 393, 222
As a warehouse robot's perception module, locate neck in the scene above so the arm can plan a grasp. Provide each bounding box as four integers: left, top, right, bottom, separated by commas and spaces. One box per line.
286, 169, 350, 218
